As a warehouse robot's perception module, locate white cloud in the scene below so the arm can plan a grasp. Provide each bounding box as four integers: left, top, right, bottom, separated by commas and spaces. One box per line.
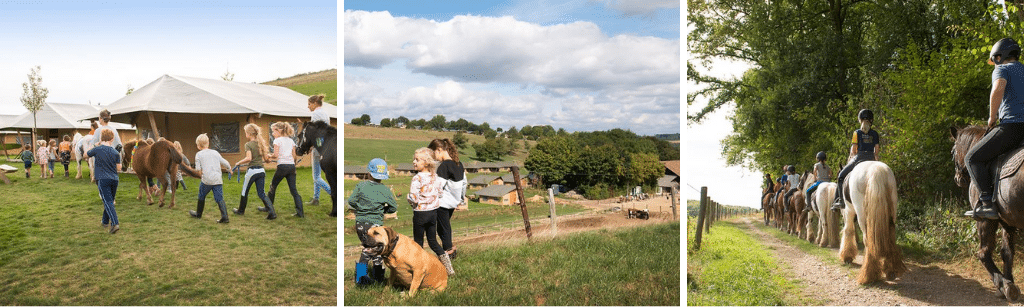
344, 10, 679, 93
594, 0, 679, 16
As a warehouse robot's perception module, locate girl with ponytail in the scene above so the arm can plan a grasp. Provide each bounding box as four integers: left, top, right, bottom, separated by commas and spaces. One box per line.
231, 123, 277, 220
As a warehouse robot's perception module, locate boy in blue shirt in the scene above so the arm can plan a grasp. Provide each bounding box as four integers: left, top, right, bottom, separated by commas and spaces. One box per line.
966, 38, 1024, 220
87, 130, 122, 234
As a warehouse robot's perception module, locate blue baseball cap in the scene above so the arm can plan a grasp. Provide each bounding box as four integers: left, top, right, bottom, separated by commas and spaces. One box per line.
368, 158, 389, 180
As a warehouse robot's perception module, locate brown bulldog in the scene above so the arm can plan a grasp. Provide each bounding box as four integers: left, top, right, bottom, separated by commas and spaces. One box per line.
363, 226, 448, 296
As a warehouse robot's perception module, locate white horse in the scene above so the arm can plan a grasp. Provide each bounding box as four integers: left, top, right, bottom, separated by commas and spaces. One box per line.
809, 182, 842, 248
838, 161, 907, 284
72, 132, 96, 180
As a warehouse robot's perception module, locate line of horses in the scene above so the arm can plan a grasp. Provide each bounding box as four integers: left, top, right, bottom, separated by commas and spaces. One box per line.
761, 160, 906, 286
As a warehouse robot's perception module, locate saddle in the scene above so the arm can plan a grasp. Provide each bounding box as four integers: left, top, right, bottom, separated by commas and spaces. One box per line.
991, 146, 1024, 198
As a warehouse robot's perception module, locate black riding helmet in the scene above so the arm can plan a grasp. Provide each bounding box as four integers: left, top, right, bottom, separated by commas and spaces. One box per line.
990, 38, 1021, 65
816, 151, 827, 161
858, 109, 873, 122
787, 165, 796, 173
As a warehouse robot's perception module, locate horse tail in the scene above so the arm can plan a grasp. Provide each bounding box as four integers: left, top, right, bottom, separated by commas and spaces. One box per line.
167, 146, 199, 178
860, 163, 907, 284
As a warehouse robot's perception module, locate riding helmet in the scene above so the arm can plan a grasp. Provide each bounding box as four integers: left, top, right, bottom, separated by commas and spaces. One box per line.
787, 165, 796, 173
990, 38, 1021, 65
858, 109, 873, 121
816, 151, 827, 161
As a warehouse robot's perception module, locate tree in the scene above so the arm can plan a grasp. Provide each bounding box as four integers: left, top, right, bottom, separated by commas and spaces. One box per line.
360, 114, 371, 126
496, 127, 503, 133
380, 118, 393, 128
221, 67, 234, 81
126, 83, 134, 96
472, 138, 509, 162
21, 66, 48, 145
395, 116, 410, 127
478, 122, 491, 135
429, 114, 446, 130
453, 131, 469, 149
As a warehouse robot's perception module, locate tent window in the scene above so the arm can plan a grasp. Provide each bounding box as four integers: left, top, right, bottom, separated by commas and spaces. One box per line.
211, 122, 240, 153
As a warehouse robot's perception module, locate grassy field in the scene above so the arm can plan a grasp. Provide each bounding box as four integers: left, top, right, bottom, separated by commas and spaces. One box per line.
687, 219, 809, 306
343, 125, 534, 167
0, 162, 336, 305
263, 69, 337, 105
344, 222, 680, 305
342, 177, 590, 249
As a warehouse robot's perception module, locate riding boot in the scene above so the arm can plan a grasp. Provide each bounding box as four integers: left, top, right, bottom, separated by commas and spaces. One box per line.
190, 199, 205, 219
216, 200, 229, 223
179, 180, 187, 190
968, 195, 1001, 220
294, 202, 305, 218
233, 196, 247, 215
438, 252, 455, 276
262, 190, 275, 212
262, 196, 277, 220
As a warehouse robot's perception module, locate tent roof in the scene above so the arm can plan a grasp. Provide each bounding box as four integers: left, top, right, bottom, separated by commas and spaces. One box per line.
0, 114, 18, 128
1, 102, 132, 130
91, 74, 338, 122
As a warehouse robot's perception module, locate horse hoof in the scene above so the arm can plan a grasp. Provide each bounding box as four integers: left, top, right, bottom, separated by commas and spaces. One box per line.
147, 202, 154, 206
168, 203, 175, 209
158, 203, 165, 208
1003, 281, 1021, 301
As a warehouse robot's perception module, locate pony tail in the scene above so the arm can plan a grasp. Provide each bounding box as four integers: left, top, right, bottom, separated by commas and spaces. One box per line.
257, 127, 270, 159
308, 94, 325, 106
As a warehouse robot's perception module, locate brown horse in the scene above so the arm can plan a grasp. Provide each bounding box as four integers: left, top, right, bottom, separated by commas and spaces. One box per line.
762, 178, 779, 226
122, 139, 198, 208
951, 125, 1024, 300
790, 171, 814, 240
774, 184, 788, 231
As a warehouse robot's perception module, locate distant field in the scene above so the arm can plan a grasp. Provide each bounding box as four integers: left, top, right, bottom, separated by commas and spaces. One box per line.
263, 69, 337, 105
343, 125, 486, 143
343, 125, 532, 167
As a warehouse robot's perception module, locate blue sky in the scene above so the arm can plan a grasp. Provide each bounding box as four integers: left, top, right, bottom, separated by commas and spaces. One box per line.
0, 0, 336, 115
343, 0, 680, 135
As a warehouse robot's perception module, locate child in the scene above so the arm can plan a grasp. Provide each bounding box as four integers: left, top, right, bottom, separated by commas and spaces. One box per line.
348, 158, 397, 286
36, 140, 49, 179
189, 134, 232, 223
429, 138, 467, 263
966, 38, 1024, 220
307, 94, 332, 207
783, 165, 800, 209
804, 151, 832, 210
232, 123, 277, 220
266, 122, 304, 218
162, 141, 190, 191
832, 109, 881, 212
407, 147, 454, 276
20, 144, 33, 178
87, 130, 122, 234
47, 139, 57, 178
59, 135, 72, 177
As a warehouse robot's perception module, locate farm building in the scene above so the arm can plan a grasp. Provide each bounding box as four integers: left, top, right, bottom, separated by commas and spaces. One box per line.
464, 161, 519, 173
84, 75, 337, 169
468, 174, 502, 189
392, 163, 416, 176
659, 160, 681, 195
0, 102, 136, 154
344, 165, 370, 180
473, 184, 519, 206
499, 173, 529, 187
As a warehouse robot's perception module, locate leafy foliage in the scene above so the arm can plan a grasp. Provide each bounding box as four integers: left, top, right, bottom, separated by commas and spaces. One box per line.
525, 130, 665, 198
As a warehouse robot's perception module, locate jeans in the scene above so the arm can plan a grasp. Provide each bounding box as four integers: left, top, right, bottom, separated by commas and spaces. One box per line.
312, 150, 332, 200
98, 179, 119, 226
199, 183, 225, 205
413, 210, 444, 255
240, 168, 273, 210
269, 164, 303, 214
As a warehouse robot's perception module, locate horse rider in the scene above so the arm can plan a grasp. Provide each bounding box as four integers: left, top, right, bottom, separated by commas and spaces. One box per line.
965, 38, 1024, 220
832, 109, 880, 211
804, 151, 832, 212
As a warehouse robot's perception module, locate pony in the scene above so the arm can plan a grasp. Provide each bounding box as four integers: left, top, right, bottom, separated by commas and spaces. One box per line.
950, 125, 1024, 300
837, 160, 906, 284
122, 139, 198, 208
789, 171, 814, 239
810, 181, 842, 248
72, 132, 97, 180
295, 121, 337, 217
774, 184, 787, 230
762, 179, 779, 226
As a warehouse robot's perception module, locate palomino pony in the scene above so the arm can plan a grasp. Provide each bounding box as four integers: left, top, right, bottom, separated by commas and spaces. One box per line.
122, 139, 198, 208
951, 125, 1024, 300
72, 132, 96, 180
295, 121, 337, 217
837, 161, 906, 284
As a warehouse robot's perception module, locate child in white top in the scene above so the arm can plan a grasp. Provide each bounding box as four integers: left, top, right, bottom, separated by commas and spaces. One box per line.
407, 147, 447, 264
267, 122, 304, 218
189, 134, 232, 223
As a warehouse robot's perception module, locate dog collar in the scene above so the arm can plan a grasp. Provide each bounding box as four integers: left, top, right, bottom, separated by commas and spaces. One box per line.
385, 235, 400, 257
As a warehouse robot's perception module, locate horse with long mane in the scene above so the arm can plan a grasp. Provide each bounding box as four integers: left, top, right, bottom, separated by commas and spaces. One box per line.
790, 171, 814, 239
295, 121, 337, 217
837, 160, 906, 284
122, 139, 198, 208
810, 181, 842, 248
951, 125, 1024, 300
71, 132, 96, 180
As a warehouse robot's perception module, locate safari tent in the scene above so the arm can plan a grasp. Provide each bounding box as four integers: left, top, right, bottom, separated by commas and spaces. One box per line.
0, 102, 136, 154
86, 75, 338, 169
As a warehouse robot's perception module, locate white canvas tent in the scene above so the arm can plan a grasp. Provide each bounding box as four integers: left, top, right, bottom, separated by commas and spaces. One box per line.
1, 102, 132, 130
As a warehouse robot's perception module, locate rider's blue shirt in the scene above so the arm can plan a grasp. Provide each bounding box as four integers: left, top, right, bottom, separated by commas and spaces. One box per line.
993, 61, 1024, 124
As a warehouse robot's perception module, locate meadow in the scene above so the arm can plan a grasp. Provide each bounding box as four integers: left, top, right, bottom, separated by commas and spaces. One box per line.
344, 221, 680, 305
0, 162, 336, 305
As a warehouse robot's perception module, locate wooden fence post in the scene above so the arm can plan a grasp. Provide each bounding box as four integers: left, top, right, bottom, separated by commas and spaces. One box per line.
705, 198, 713, 234
548, 188, 557, 237
694, 187, 708, 250
511, 166, 532, 240
670, 186, 678, 220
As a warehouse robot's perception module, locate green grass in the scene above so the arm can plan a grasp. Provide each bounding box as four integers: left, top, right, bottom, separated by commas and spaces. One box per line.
0, 162, 336, 305
344, 222, 680, 305
687, 219, 809, 306
343, 138, 530, 168
342, 177, 590, 249
287, 80, 338, 105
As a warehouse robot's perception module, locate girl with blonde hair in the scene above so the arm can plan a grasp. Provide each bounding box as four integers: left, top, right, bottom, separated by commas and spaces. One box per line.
232, 123, 277, 219
407, 147, 454, 275
266, 122, 303, 218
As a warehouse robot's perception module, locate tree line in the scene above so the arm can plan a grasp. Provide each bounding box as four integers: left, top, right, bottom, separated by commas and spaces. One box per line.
351, 113, 566, 140
689, 1, 1018, 215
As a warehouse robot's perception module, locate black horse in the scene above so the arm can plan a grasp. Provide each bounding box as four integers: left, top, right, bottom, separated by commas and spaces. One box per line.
296, 121, 338, 217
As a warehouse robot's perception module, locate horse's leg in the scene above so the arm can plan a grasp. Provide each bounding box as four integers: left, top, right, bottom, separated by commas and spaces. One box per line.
157, 173, 169, 207
1001, 226, 1021, 301
977, 220, 1007, 298
168, 165, 178, 209
75, 160, 82, 179
839, 208, 858, 264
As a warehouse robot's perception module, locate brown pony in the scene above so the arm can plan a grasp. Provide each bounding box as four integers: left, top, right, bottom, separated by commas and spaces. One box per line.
122, 139, 199, 208
791, 171, 814, 241
762, 179, 778, 226
951, 125, 1024, 300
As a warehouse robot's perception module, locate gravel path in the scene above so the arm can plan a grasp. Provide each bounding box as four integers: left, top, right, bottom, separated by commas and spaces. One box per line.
738, 217, 1019, 306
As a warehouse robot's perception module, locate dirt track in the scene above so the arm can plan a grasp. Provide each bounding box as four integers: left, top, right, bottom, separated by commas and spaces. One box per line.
737, 216, 1021, 306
